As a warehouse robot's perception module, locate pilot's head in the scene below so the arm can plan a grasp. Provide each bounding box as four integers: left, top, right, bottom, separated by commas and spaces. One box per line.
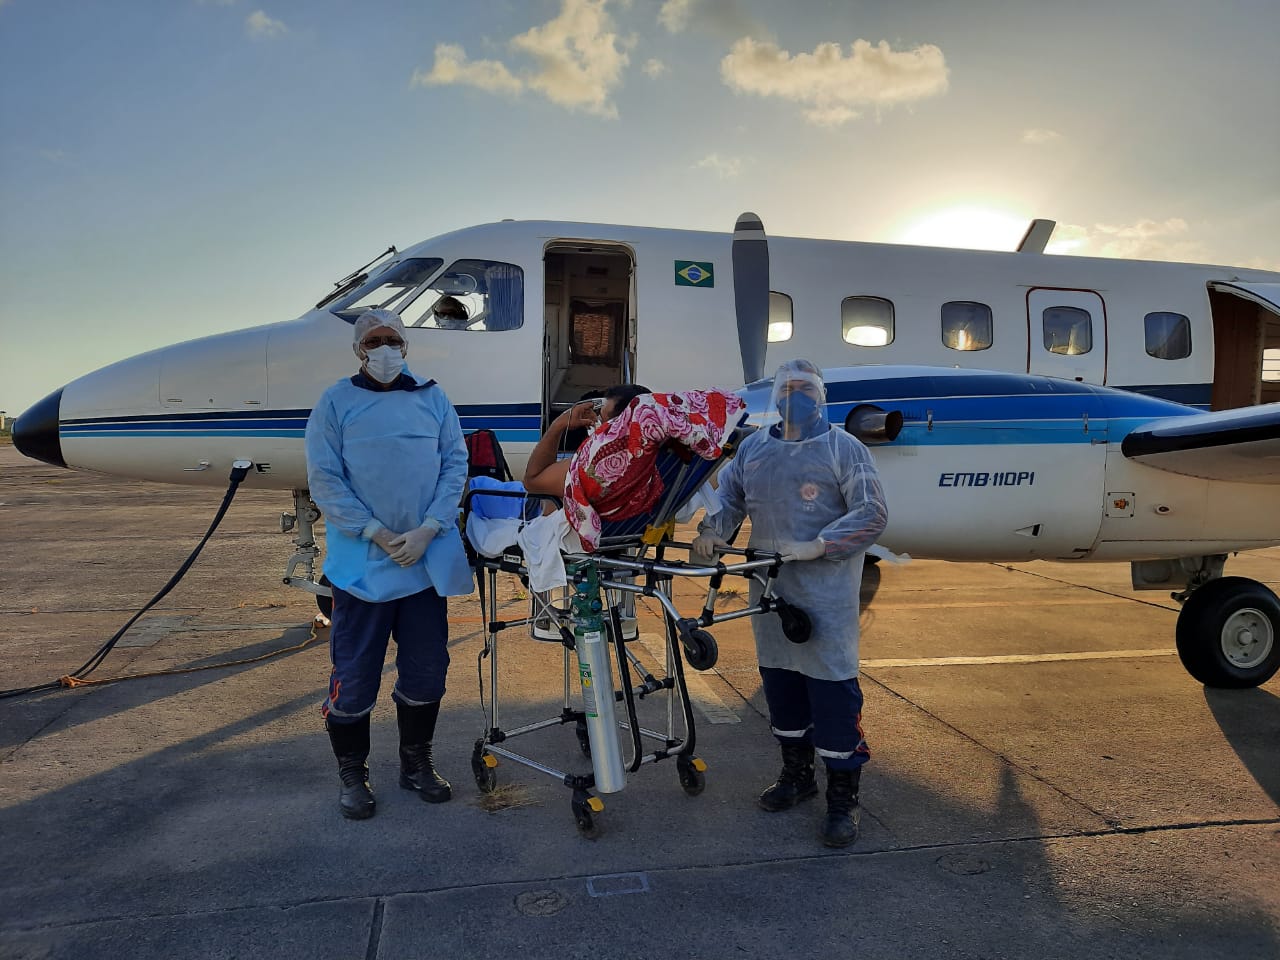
433, 296, 470, 329
352, 308, 408, 384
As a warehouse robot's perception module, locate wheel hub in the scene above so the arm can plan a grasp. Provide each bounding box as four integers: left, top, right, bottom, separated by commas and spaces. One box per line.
1220, 607, 1275, 669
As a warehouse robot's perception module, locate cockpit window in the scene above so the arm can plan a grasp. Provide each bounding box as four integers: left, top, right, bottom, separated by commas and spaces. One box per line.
329, 258, 443, 321
402, 259, 525, 332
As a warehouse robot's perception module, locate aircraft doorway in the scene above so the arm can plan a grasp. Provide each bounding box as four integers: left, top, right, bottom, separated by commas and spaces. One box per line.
1207, 282, 1280, 409
542, 243, 636, 430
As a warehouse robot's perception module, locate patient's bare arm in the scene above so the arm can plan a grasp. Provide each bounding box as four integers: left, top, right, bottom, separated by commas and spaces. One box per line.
523, 402, 598, 496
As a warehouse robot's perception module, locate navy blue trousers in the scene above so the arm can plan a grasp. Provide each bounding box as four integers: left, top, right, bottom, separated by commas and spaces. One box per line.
759, 667, 870, 771
322, 586, 450, 724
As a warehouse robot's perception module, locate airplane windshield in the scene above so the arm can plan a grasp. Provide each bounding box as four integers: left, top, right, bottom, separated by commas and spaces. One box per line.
329, 258, 444, 321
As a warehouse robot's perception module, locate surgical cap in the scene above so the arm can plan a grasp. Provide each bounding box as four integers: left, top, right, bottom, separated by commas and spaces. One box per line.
353, 308, 407, 346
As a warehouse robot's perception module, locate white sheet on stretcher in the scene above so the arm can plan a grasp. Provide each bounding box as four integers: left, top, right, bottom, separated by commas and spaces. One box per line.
466, 510, 585, 593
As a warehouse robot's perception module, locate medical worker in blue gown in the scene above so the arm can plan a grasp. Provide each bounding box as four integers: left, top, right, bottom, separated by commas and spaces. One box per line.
305, 308, 473, 820
693, 359, 887, 847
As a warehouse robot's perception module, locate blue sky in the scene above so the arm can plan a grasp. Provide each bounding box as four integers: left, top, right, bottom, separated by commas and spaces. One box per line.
2, 0, 1278, 415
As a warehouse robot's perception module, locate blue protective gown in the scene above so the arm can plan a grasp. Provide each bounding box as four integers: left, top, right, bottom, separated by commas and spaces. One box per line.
703, 424, 887, 680
305, 371, 473, 603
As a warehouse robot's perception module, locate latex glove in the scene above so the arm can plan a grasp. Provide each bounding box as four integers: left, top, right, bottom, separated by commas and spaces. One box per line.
388, 524, 437, 567
369, 527, 400, 555
691, 532, 729, 565
779, 538, 826, 562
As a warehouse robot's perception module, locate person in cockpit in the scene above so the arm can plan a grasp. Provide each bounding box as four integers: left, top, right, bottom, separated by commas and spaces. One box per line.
432, 296, 471, 330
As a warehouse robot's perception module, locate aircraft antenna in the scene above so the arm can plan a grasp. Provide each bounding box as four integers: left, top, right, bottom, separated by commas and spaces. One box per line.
1017, 219, 1056, 254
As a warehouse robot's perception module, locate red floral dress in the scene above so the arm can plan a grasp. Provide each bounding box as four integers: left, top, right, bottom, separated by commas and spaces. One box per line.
564, 389, 746, 551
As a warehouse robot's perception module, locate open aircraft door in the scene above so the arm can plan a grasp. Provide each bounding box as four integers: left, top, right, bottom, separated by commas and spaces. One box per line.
1207, 281, 1280, 409
1027, 288, 1107, 383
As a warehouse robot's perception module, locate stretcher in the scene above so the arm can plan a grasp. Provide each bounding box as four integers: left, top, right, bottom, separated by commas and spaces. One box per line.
460, 427, 813, 838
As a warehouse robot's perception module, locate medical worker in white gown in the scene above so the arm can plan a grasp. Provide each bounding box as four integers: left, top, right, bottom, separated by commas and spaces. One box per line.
694, 359, 887, 847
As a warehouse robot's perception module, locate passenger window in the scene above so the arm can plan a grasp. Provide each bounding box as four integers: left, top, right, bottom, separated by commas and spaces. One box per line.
841, 296, 894, 347
329, 258, 443, 320
1144, 311, 1191, 360
942, 301, 993, 351
405, 259, 525, 331
768, 292, 793, 342
1042, 305, 1092, 356
1266, 348, 1280, 382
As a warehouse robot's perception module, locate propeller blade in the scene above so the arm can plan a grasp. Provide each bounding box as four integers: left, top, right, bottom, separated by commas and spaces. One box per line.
732, 212, 770, 384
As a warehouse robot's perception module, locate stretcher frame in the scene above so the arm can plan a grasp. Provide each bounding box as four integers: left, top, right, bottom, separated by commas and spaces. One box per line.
461, 483, 810, 838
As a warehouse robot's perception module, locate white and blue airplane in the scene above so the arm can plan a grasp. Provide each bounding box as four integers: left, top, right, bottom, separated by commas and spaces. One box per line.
12, 214, 1280, 687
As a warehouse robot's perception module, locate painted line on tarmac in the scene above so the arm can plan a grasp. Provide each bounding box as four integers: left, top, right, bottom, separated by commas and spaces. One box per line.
639, 634, 741, 724
863, 648, 1174, 668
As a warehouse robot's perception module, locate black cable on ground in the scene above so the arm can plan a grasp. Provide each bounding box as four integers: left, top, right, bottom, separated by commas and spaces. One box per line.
0, 461, 256, 701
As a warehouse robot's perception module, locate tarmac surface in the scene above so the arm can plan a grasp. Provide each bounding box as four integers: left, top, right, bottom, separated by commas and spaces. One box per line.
0, 441, 1277, 959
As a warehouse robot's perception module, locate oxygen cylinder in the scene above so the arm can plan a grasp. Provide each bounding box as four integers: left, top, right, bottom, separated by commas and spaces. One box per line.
569, 562, 626, 794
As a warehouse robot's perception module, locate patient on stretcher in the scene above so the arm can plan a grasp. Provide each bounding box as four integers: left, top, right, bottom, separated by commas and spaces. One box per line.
466, 385, 745, 590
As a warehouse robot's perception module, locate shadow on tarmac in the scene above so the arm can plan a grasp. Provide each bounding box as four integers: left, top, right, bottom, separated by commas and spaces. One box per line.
1204, 685, 1280, 805
2, 682, 1278, 959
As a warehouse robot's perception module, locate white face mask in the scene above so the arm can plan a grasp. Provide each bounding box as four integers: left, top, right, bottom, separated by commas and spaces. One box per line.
363, 345, 405, 383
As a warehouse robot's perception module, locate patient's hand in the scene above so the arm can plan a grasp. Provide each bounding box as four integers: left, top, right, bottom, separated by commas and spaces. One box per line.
564, 402, 600, 430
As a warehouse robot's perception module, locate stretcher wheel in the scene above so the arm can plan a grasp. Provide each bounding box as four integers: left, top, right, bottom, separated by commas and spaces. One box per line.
571, 792, 602, 839
575, 720, 592, 757
683, 628, 719, 671
777, 601, 811, 644
677, 756, 706, 796
471, 745, 497, 794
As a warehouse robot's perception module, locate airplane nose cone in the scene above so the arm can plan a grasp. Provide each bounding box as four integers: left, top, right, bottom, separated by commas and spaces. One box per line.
13, 388, 66, 468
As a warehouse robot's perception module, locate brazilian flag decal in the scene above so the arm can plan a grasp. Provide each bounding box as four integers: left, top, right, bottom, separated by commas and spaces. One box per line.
674, 260, 714, 287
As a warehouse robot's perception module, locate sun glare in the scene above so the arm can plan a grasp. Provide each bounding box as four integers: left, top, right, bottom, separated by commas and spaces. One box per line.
896, 206, 1030, 252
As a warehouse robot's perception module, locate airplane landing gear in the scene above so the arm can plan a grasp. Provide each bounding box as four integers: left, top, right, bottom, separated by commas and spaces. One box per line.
1175, 576, 1280, 688
281, 489, 333, 623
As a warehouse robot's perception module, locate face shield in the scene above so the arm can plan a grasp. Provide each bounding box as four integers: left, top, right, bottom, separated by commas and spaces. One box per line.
768, 359, 829, 440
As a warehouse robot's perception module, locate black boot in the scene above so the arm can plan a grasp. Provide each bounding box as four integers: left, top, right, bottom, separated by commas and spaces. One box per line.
326, 715, 375, 820
758, 741, 819, 812
397, 701, 452, 804
820, 767, 861, 848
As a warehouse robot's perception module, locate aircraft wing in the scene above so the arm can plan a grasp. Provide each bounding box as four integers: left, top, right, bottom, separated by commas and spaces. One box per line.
1121, 403, 1280, 483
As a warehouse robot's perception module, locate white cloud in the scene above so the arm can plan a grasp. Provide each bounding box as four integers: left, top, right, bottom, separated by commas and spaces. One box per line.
1022, 128, 1062, 145
246, 10, 286, 40
642, 58, 667, 78
1047, 218, 1205, 262
418, 0, 628, 117
720, 37, 948, 127
659, 0, 694, 32
509, 0, 628, 116
694, 153, 741, 178
37, 148, 69, 165
413, 43, 523, 96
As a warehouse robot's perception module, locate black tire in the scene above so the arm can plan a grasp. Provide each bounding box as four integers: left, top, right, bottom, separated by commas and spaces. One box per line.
317, 573, 333, 620
683, 628, 719, 671
777, 601, 811, 644
572, 801, 600, 839
471, 746, 497, 793
677, 757, 706, 796
1175, 577, 1280, 688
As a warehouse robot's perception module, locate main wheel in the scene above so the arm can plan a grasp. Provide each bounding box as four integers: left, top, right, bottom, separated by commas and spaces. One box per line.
1175, 577, 1280, 688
